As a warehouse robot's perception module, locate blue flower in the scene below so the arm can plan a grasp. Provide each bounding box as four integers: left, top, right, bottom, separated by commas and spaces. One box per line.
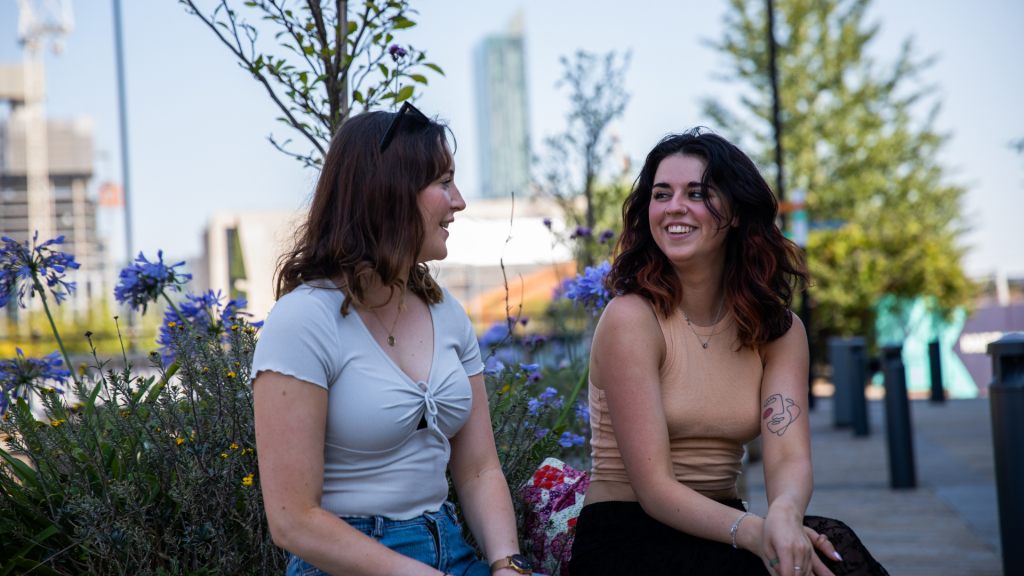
558, 431, 585, 448
574, 399, 591, 424
519, 363, 540, 372
528, 371, 542, 383
598, 229, 616, 244
156, 290, 260, 362
534, 427, 550, 439
0, 348, 70, 414
114, 251, 191, 313
478, 321, 510, 348
563, 260, 612, 315
569, 226, 592, 240
0, 234, 80, 308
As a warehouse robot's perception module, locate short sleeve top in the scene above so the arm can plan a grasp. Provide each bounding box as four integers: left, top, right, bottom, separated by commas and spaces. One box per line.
251, 282, 484, 520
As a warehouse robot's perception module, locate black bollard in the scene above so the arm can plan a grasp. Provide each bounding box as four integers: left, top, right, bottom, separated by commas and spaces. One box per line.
850, 343, 870, 437
882, 344, 916, 489
929, 340, 945, 403
987, 334, 1024, 574
829, 337, 869, 435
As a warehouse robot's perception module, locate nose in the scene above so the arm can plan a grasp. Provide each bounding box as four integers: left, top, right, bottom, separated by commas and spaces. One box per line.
665, 193, 688, 215
450, 183, 467, 213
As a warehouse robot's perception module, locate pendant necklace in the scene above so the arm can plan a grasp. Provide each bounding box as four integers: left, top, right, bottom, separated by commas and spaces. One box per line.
680, 297, 726, 349
369, 304, 400, 346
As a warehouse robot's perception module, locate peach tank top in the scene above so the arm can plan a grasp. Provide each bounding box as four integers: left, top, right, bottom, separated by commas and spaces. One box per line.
589, 307, 764, 500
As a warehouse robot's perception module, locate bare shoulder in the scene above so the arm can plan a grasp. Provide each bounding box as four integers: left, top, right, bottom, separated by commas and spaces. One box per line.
593, 295, 665, 365
761, 310, 807, 361
599, 294, 660, 329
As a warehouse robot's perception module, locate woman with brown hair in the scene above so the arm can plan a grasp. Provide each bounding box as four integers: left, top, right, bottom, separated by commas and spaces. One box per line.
250, 105, 533, 576
568, 129, 887, 576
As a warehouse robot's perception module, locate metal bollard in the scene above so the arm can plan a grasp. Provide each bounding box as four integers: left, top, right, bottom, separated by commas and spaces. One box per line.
882, 344, 916, 489
929, 340, 945, 403
829, 337, 858, 428
850, 343, 870, 437
987, 334, 1024, 574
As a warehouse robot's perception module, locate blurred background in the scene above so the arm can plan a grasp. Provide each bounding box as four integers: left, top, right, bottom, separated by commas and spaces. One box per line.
0, 0, 1021, 397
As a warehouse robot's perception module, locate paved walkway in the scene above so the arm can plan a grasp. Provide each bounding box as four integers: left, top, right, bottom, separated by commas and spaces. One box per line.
740, 398, 1004, 576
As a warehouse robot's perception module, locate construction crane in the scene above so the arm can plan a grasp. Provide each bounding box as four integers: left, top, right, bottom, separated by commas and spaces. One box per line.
15, 0, 74, 242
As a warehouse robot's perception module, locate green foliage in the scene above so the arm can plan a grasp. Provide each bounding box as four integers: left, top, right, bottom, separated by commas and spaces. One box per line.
703, 0, 974, 346
180, 0, 444, 168
0, 318, 275, 575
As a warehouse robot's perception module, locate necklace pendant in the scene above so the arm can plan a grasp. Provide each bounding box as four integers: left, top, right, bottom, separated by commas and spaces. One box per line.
387, 336, 396, 346
702, 343, 708, 348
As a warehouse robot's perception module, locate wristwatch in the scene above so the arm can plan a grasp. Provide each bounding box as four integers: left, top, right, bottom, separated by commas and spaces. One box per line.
490, 554, 532, 574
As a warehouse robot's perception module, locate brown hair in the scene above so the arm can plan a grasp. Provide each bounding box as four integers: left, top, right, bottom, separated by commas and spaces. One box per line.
609, 128, 808, 348
275, 110, 452, 315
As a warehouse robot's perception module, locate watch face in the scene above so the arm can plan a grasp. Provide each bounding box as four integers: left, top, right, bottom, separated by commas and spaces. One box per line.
510, 554, 532, 572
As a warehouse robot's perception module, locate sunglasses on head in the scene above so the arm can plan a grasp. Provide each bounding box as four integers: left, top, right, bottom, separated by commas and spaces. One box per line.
378, 101, 430, 154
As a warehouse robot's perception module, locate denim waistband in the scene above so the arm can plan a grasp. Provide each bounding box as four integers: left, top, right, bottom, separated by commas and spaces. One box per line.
342, 501, 460, 539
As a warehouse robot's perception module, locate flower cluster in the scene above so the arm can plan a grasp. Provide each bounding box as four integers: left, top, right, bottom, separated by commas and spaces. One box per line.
0, 234, 80, 307
528, 386, 563, 415
558, 431, 585, 448
563, 260, 613, 315
114, 251, 191, 313
569, 226, 592, 240
156, 290, 262, 362
573, 399, 590, 424
388, 44, 408, 61
598, 229, 616, 244
479, 320, 511, 349
0, 349, 70, 413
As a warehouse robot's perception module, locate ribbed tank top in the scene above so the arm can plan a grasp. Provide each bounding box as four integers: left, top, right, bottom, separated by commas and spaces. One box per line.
589, 307, 764, 500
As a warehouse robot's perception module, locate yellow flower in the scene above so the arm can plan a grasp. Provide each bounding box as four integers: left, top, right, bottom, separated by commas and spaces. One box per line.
202, 367, 209, 372
501, 384, 511, 394
226, 372, 236, 379
243, 448, 254, 455
176, 437, 184, 445
50, 419, 66, 427
156, 427, 162, 432
242, 474, 254, 486
121, 411, 130, 418
230, 443, 239, 450
234, 362, 240, 367
221, 453, 228, 458
2, 414, 9, 420
230, 325, 239, 331
168, 321, 177, 328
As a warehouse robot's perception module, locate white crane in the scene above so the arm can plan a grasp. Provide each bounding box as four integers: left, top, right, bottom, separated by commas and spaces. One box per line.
15, 0, 74, 243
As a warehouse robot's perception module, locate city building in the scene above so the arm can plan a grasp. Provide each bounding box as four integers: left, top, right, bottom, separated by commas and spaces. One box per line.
473, 13, 530, 199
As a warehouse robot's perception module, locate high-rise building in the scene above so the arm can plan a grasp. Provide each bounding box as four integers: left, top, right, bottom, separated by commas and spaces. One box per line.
474, 14, 530, 199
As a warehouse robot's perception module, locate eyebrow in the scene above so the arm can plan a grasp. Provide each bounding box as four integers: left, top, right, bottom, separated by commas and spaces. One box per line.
652, 181, 718, 191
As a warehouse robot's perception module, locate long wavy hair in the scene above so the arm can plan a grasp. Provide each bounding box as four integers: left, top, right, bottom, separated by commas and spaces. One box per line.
275, 110, 452, 315
608, 128, 808, 348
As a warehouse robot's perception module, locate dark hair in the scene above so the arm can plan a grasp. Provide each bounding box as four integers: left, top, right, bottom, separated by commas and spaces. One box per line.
276, 110, 453, 315
608, 128, 808, 348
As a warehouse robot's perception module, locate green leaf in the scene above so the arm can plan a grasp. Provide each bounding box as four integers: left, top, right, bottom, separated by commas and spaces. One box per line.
378, 63, 389, 77
347, 21, 358, 35
302, 45, 315, 56
0, 525, 60, 576
0, 448, 43, 492
395, 85, 414, 102
393, 17, 416, 29
352, 90, 364, 104
423, 63, 445, 76
408, 74, 427, 85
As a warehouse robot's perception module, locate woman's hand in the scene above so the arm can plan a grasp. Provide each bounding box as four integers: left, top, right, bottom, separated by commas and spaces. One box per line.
735, 513, 838, 576
761, 508, 840, 576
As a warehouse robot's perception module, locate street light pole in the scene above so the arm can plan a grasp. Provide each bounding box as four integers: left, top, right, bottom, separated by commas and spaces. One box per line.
112, 0, 136, 344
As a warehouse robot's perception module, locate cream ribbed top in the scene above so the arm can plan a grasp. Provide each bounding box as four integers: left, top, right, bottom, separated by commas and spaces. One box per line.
589, 307, 764, 500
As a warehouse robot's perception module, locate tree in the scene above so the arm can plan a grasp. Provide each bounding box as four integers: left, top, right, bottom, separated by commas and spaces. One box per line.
539, 49, 631, 265
703, 0, 974, 344
180, 0, 444, 167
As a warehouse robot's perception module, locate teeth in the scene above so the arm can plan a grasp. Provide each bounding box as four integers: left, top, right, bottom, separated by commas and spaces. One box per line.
668, 225, 694, 234
440, 222, 449, 229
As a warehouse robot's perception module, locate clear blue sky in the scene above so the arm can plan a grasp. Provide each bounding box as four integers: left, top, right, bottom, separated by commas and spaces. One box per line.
1, 0, 1021, 277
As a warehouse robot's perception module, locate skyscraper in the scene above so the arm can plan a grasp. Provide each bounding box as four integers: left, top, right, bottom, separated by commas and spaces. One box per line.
474, 14, 530, 199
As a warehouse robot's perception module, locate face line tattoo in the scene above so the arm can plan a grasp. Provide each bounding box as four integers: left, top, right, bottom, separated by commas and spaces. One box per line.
762, 393, 801, 436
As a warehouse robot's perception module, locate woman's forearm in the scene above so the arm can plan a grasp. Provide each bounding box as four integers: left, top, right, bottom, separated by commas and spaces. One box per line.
453, 466, 520, 564
764, 453, 814, 519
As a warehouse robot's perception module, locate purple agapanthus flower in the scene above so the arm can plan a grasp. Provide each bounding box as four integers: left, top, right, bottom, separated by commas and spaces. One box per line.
114, 251, 192, 313
558, 431, 586, 448
0, 233, 80, 308
388, 44, 408, 61
569, 226, 592, 240
563, 260, 612, 315
0, 348, 70, 414
156, 290, 262, 362
479, 320, 510, 348
598, 229, 616, 244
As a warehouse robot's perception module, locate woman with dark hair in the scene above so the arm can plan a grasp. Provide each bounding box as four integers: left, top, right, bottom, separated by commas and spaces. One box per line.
568, 129, 887, 576
251, 106, 532, 576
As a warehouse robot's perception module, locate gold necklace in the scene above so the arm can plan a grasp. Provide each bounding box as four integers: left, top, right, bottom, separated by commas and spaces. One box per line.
368, 305, 400, 346
679, 297, 726, 349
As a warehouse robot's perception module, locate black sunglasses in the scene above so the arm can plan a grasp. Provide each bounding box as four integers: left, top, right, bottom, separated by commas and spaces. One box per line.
378, 101, 430, 154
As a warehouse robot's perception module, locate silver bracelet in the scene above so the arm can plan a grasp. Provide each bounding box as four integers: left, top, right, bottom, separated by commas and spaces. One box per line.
730, 511, 757, 549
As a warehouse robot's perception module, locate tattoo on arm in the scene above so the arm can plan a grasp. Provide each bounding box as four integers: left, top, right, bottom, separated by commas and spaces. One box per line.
762, 394, 801, 436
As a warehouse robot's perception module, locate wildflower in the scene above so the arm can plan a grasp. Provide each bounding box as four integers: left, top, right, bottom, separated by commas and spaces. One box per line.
0, 233, 80, 308
221, 453, 228, 458
558, 431, 586, 448
598, 229, 616, 244
230, 443, 239, 450
519, 317, 529, 327
0, 349, 70, 414
543, 218, 553, 229
478, 321, 510, 348
528, 372, 543, 383
528, 387, 562, 414
122, 411, 130, 418
168, 322, 177, 328
243, 448, 253, 455
234, 362, 240, 367
242, 473, 254, 486
569, 226, 592, 240
564, 260, 613, 316
523, 335, 549, 348
574, 399, 591, 424
114, 250, 191, 313
202, 367, 209, 372
500, 384, 511, 394
534, 427, 550, 439
176, 438, 184, 445
519, 363, 540, 372
2, 414, 8, 420
155, 290, 262, 363
226, 372, 236, 379
482, 359, 506, 377
388, 44, 408, 60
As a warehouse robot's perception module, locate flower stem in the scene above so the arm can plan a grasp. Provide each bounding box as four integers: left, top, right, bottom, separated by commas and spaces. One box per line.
33, 278, 80, 387
161, 289, 200, 340
554, 360, 589, 430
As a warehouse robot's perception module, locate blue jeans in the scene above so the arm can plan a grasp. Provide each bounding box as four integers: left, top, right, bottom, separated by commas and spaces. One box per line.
285, 502, 489, 576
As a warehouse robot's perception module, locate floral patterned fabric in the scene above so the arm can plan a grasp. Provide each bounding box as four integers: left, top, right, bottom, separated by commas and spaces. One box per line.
521, 458, 590, 576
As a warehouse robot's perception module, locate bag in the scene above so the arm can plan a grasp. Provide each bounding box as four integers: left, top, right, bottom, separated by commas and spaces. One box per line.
521, 458, 590, 576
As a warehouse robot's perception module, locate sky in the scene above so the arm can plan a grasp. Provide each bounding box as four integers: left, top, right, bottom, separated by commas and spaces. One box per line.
0, 0, 1022, 278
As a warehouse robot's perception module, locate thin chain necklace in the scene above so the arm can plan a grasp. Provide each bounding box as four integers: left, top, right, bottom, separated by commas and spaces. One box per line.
679, 297, 726, 349
368, 304, 401, 346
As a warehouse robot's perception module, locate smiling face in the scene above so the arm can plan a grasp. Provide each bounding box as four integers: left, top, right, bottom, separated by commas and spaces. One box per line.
648, 154, 735, 269
415, 148, 465, 264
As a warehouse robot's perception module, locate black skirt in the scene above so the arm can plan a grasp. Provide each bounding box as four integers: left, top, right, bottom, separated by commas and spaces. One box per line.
568, 500, 888, 576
